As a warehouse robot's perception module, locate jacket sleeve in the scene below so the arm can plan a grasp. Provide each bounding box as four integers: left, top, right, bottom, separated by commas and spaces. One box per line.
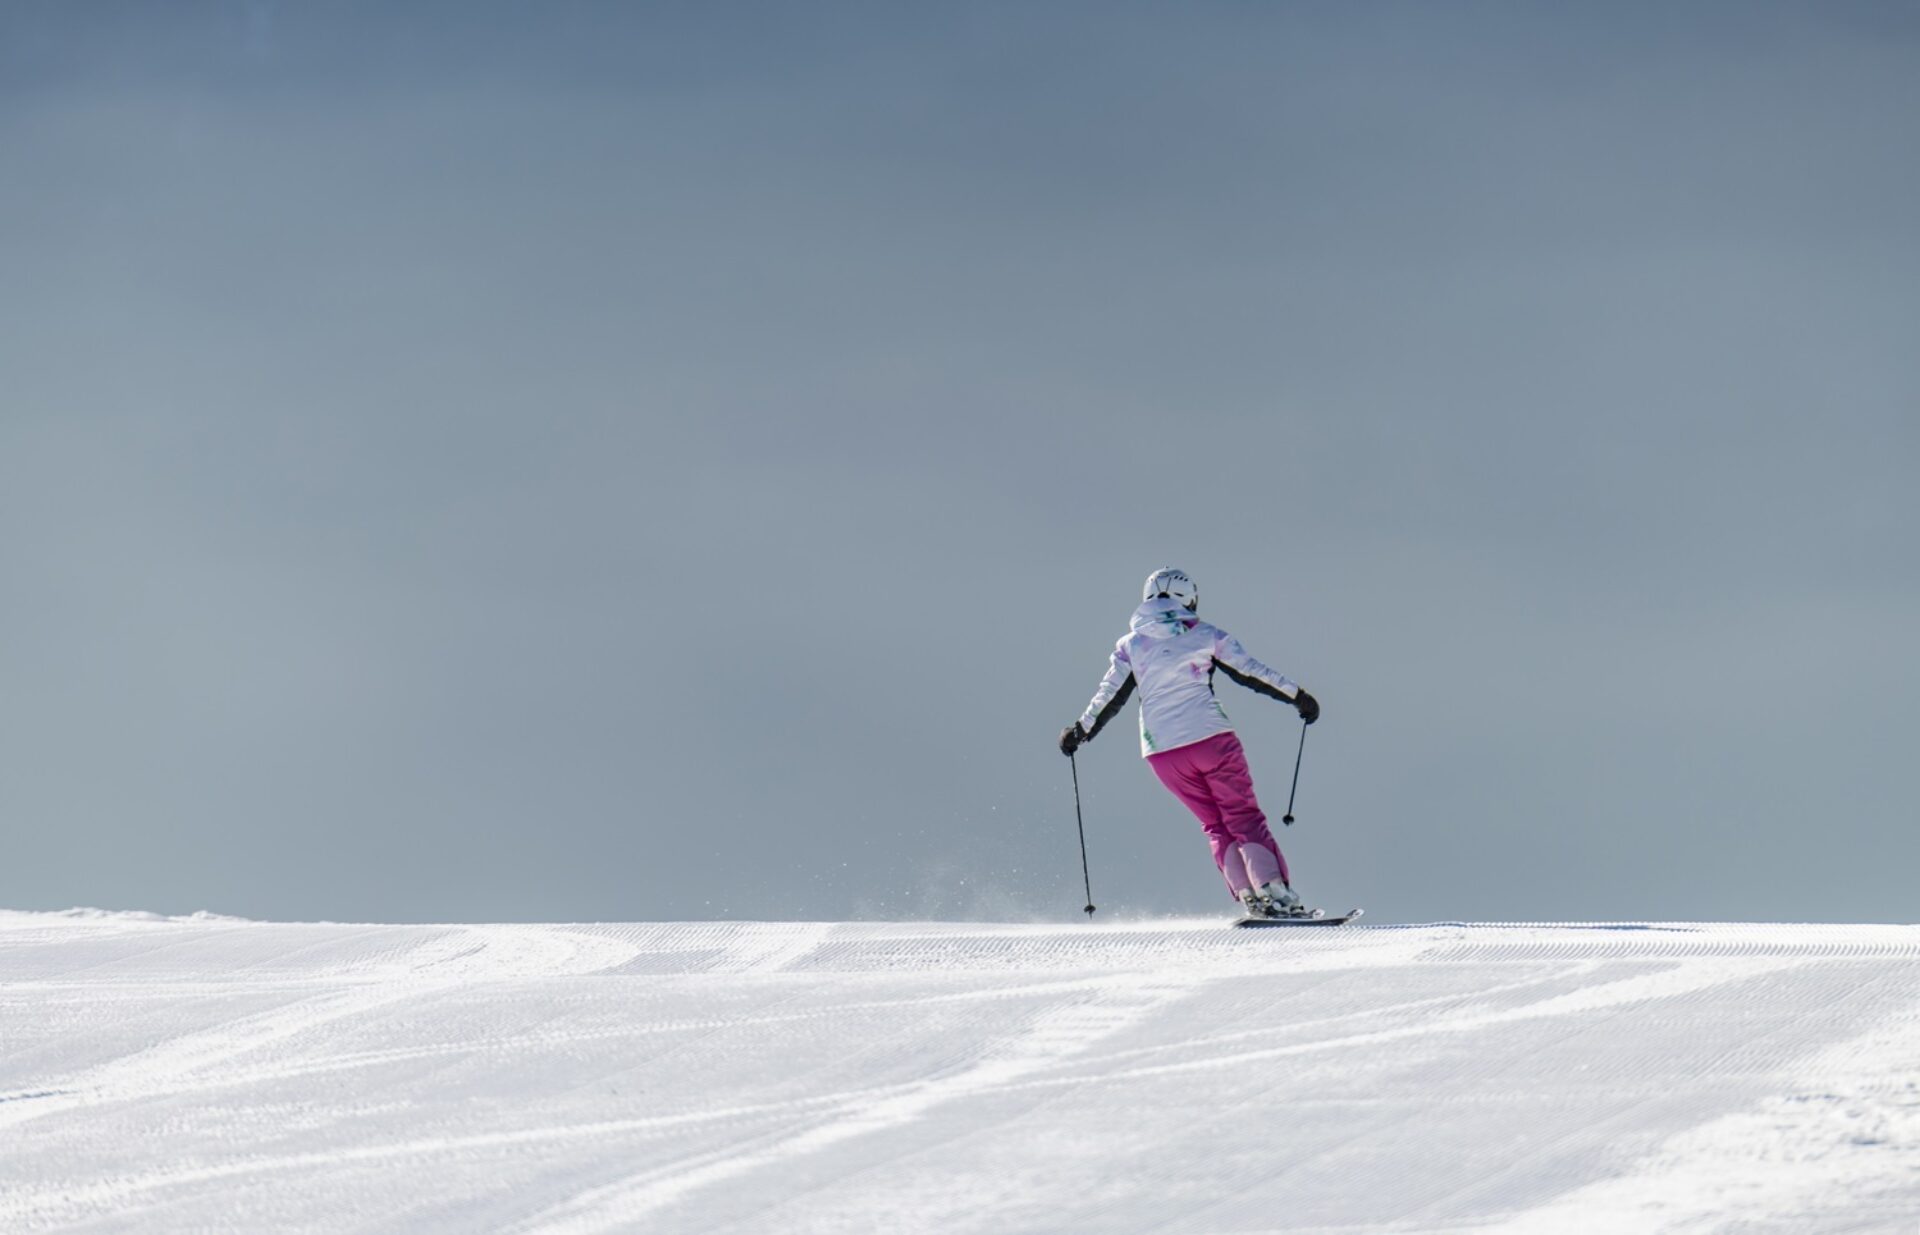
1211, 627, 1299, 703
1077, 640, 1136, 741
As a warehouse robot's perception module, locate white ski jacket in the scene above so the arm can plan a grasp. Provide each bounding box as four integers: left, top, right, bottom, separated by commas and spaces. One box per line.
1078, 599, 1302, 757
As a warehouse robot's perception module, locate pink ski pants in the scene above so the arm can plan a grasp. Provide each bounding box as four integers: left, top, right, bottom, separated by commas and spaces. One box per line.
1146, 732, 1290, 899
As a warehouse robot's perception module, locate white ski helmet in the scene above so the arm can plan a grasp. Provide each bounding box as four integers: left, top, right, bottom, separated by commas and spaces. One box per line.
1142, 567, 1198, 612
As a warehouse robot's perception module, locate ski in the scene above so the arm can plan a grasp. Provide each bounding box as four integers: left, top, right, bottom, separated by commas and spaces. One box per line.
1233, 908, 1363, 928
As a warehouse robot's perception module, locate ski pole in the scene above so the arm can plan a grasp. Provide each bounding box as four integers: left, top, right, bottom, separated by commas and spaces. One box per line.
1281, 722, 1307, 826
1069, 751, 1096, 919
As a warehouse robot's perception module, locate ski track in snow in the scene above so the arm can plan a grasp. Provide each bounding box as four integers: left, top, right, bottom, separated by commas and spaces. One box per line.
1, 917, 1917, 1233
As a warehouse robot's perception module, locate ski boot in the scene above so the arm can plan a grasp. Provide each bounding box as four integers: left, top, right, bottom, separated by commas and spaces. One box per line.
1255, 880, 1320, 920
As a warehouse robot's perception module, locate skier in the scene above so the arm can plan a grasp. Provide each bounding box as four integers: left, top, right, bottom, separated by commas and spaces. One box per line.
1060, 569, 1320, 920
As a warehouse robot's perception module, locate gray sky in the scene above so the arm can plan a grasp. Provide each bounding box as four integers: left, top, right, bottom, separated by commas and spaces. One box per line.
4, 2, 1916, 924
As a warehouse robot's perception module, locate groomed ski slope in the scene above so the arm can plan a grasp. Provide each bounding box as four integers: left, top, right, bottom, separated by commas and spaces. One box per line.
3, 913, 1917, 1234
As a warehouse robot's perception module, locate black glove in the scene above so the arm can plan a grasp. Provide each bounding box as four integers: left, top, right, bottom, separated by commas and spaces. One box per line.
1293, 689, 1319, 725
1059, 722, 1087, 756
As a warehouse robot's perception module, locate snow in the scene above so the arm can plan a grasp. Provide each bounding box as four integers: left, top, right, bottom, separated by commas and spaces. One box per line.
3, 915, 1917, 1233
